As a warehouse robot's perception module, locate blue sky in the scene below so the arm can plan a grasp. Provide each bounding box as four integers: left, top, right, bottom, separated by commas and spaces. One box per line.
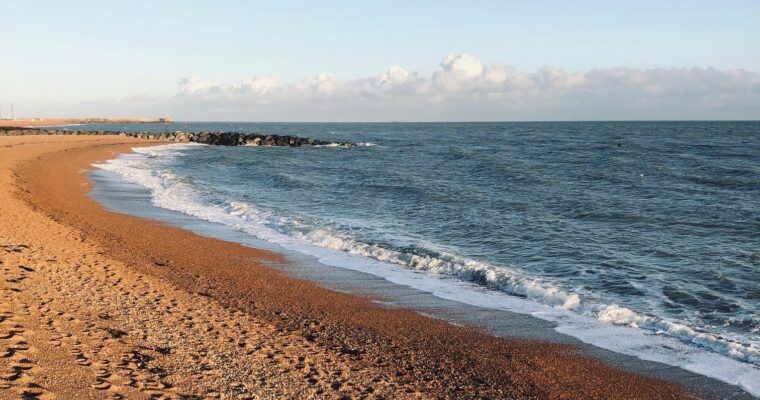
1, 0, 759, 121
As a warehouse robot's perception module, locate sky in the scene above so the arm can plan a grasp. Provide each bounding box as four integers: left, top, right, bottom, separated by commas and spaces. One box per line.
1, 0, 759, 121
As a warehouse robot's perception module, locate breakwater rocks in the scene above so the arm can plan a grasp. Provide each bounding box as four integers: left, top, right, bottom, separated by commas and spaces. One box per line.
0, 127, 357, 147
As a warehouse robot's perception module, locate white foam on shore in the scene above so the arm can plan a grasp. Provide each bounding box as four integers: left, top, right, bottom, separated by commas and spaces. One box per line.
93, 143, 760, 397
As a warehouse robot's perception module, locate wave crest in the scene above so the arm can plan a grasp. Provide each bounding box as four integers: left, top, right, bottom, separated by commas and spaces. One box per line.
92, 144, 760, 392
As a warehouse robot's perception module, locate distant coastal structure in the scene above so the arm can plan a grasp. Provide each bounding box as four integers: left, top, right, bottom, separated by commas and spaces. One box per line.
0, 103, 14, 120
78, 117, 173, 124
0, 117, 173, 128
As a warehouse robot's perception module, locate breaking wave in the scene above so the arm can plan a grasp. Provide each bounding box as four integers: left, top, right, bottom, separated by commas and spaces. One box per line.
93, 143, 760, 396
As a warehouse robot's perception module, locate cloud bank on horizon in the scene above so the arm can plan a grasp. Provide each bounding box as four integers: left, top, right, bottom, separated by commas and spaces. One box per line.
27, 54, 760, 121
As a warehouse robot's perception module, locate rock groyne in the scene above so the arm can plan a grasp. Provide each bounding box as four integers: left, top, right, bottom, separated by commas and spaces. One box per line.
0, 127, 356, 147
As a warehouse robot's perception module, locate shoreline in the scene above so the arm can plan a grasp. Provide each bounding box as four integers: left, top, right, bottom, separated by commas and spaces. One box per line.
0, 135, 714, 398
86, 142, 760, 399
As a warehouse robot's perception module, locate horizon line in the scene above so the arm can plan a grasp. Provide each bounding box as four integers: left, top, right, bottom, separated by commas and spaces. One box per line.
170, 119, 760, 124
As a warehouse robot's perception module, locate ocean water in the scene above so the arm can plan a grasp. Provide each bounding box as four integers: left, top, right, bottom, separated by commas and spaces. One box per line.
84, 121, 760, 395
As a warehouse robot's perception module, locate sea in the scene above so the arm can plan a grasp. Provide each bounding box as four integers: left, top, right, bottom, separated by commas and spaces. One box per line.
78, 121, 759, 395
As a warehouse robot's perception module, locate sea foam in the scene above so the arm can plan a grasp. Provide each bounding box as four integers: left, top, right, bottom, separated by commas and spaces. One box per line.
93, 143, 760, 396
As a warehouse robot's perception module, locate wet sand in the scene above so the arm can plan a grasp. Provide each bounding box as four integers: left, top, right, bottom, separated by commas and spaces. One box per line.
1, 135, 689, 399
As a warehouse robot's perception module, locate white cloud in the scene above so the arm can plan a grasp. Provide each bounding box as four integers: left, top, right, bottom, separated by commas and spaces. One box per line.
239, 75, 279, 95
177, 76, 216, 95
433, 53, 486, 92
21, 54, 760, 121
310, 73, 339, 97
165, 54, 759, 121
378, 65, 410, 86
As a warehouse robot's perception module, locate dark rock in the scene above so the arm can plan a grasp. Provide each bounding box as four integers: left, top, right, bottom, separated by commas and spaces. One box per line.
0, 126, 357, 147
105, 328, 128, 339
339, 346, 362, 356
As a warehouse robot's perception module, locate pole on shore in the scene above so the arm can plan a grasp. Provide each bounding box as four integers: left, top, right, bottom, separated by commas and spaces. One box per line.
11, 104, 14, 120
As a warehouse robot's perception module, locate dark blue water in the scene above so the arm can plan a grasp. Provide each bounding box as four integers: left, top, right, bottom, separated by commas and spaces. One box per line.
84, 121, 760, 390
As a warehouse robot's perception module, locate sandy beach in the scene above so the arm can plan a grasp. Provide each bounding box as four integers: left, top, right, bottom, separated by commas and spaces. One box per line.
0, 135, 691, 399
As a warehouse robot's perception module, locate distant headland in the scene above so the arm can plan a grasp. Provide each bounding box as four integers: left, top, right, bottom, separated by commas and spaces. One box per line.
0, 117, 171, 128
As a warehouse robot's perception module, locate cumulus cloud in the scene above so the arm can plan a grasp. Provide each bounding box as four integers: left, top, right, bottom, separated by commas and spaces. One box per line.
177, 76, 216, 95
26, 54, 760, 121
165, 53, 759, 121
434, 53, 486, 92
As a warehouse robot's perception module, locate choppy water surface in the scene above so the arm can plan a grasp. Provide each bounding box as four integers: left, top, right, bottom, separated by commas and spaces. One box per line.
86, 121, 760, 394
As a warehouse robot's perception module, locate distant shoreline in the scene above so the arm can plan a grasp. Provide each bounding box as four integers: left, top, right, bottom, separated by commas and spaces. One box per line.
0, 117, 171, 128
